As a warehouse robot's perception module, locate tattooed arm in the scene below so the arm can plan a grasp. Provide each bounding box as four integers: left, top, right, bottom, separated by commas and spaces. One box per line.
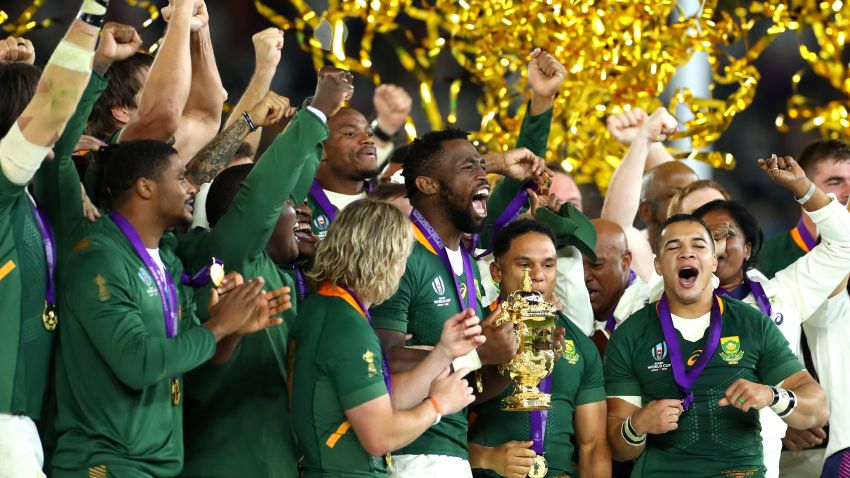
186, 91, 294, 187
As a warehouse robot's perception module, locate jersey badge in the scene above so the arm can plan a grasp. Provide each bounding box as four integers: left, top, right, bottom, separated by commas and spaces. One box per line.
563, 339, 580, 364
719, 336, 744, 364
362, 349, 378, 377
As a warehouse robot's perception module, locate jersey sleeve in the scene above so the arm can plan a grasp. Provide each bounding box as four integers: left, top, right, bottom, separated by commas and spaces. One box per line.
201, 111, 327, 269
370, 256, 416, 333
604, 324, 642, 397
576, 336, 607, 406
756, 314, 805, 387
326, 319, 389, 410
63, 246, 217, 390
772, 199, 850, 322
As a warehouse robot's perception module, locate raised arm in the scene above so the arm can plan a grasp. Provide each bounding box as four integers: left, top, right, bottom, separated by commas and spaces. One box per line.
185, 91, 294, 187
222, 28, 285, 156
0, 2, 105, 187
173, 1, 227, 159
372, 84, 412, 164
118, 0, 194, 146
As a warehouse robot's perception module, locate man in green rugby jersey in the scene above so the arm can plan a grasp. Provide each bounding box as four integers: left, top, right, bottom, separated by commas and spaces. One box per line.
605, 164, 829, 477
468, 219, 610, 478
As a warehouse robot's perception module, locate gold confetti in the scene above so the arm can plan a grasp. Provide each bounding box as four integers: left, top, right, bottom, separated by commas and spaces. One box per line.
1, 0, 56, 36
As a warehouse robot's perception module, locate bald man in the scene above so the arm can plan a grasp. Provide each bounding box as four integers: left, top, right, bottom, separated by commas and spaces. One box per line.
583, 219, 651, 358
639, 162, 699, 254
550, 170, 583, 211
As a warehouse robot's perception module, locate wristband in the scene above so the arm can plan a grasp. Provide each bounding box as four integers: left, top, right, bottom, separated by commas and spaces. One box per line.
370, 119, 394, 142
769, 386, 797, 418
621, 414, 647, 446
796, 181, 817, 205
427, 396, 442, 425
242, 111, 258, 132
77, 0, 109, 27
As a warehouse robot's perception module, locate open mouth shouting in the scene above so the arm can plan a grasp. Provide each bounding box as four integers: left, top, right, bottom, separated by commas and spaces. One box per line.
294, 219, 318, 244
356, 146, 377, 164
471, 185, 490, 219
677, 265, 699, 289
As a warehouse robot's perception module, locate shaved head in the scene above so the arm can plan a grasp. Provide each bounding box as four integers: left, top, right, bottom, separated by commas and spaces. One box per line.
550, 171, 583, 212
584, 218, 633, 321
640, 161, 698, 253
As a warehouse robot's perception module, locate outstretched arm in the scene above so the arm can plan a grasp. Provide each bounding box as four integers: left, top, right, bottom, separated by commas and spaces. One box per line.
0, 2, 105, 187
118, 0, 194, 148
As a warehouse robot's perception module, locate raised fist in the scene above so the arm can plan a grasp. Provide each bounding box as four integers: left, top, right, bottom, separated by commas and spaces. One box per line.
95, 23, 142, 64
310, 66, 354, 118
373, 84, 412, 135
252, 27, 284, 71
606, 107, 649, 145
0, 36, 35, 64
528, 48, 566, 99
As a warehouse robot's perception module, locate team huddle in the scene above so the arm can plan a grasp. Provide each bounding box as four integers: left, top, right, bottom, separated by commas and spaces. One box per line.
1, 1, 848, 478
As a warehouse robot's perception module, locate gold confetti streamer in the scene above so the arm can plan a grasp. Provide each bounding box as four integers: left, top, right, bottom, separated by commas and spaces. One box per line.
249, 0, 850, 191
1, 0, 56, 36
124, 0, 160, 30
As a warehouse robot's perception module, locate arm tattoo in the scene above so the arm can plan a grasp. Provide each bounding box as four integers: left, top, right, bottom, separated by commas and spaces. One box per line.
186, 118, 250, 186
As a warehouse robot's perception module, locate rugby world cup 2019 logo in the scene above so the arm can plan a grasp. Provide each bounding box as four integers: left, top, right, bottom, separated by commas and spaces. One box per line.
313, 214, 329, 231
652, 341, 668, 361
719, 336, 745, 364
432, 276, 446, 296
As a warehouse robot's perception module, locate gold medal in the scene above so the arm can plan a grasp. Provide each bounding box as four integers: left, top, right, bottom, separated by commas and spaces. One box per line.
171, 377, 181, 406
528, 454, 548, 478
384, 453, 392, 468
209, 259, 225, 288
42, 302, 57, 332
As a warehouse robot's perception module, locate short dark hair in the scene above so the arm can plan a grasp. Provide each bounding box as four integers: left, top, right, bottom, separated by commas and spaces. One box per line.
206, 164, 254, 228
86, 53, 154, 139
692, 200, 763, 271
797, 139, 850, 177
103, 139, 177, 207
657, 214, 715, 253
492, 219, 557, 261
402, 128, 469, 199
369, 183, 407, 202
0, 62, 42, 137
387, 143, 411, 165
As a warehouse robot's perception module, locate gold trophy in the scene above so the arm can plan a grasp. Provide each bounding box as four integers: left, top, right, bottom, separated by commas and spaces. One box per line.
495, 267, 558, 411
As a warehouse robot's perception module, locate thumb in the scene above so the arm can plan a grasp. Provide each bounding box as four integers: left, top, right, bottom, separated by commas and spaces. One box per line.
452, 367, 472, 379
208, 287, 220, 307
527, 189, 540, 215
718, 397, 730, 406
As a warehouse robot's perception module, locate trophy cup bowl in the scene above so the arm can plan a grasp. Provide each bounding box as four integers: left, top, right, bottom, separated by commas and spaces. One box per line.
495, 269, 558, 411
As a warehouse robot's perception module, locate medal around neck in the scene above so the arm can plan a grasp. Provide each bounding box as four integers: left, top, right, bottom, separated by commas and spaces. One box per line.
528, 454, 548, 478
496, 268, 558, 411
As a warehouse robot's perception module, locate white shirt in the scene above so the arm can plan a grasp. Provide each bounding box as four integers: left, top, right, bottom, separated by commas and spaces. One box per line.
191, 181, 213, 230
593, 276, 652, 337
146, 247, 167, 275
324, 188, 366, 212
554, 245, 594, 336
804, 291, 850, 461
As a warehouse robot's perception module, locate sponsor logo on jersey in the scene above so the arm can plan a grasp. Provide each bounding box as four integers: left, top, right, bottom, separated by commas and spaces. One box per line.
772, 312, 784, 326
432, 276, 452, 307
687, 349, 703, 367
563, 339, 580, 364
719, 336, 745, 364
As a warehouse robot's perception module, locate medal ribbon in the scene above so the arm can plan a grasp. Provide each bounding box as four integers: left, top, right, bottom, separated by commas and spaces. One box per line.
715, 273, 771, 317
529, 374, 552, 455
790, 218, 817, 253
472, 182, 536, 259
605, 269, 637, 332
110, 212, 179, 338
180, 257, 223, 288
322, 283, 392, 393
656, 293, 724, 410
30, 202, 56, 308
294, 264, 307, 301
309, 179, 373, 224
410, 208, 477, 312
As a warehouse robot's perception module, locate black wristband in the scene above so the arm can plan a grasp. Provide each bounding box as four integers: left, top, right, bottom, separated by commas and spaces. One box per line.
242, 111, 258, 132
370, 120, 394, 142
77, 0, 110, 28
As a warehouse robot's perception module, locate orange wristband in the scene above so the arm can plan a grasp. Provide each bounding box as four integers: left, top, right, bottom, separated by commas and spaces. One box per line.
428, 396, 442, 414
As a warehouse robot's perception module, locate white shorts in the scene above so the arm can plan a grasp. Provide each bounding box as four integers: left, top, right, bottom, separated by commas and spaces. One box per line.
387, 454, 473, 478
0, 414, 46, 478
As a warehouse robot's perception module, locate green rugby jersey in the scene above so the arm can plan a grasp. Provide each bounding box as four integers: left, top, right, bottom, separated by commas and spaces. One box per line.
176, 109, 327, 478
469, 312, 606, 478
51, 222, 216, 478
371, 239, 484, 459
605, 297, 803, 478
756, 229, 808, 279
291, 286, 389, 477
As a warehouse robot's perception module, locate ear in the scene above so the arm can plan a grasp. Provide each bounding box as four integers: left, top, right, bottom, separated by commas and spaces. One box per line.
711, 253, 718, 273
653, 254, 662, 277
622, 249, 633, 271
638, 201, 653, 225
743, 242, 752, 262
136, 177, 155, 200
489, 260, 502, 285
414, 176, 439, 197
111, 105, 131, 125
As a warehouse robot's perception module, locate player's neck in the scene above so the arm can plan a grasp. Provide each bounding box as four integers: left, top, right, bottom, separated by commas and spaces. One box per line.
414, 200, 463, 250
667, 289, 713, 319
316, 167, 366, 195
114, 204, 166, 249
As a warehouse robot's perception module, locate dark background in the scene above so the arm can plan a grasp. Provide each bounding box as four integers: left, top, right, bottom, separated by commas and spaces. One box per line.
5, 0, 840, 236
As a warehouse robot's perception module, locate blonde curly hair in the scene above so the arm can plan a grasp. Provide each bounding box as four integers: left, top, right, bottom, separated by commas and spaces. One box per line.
308, 198, 414, 305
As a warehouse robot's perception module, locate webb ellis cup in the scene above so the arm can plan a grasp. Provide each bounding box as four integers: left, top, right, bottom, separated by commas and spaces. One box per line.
495, 267, 558, 411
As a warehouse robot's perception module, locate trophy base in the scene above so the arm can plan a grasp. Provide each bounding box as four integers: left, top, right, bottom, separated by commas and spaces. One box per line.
501, 392, 551, 411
